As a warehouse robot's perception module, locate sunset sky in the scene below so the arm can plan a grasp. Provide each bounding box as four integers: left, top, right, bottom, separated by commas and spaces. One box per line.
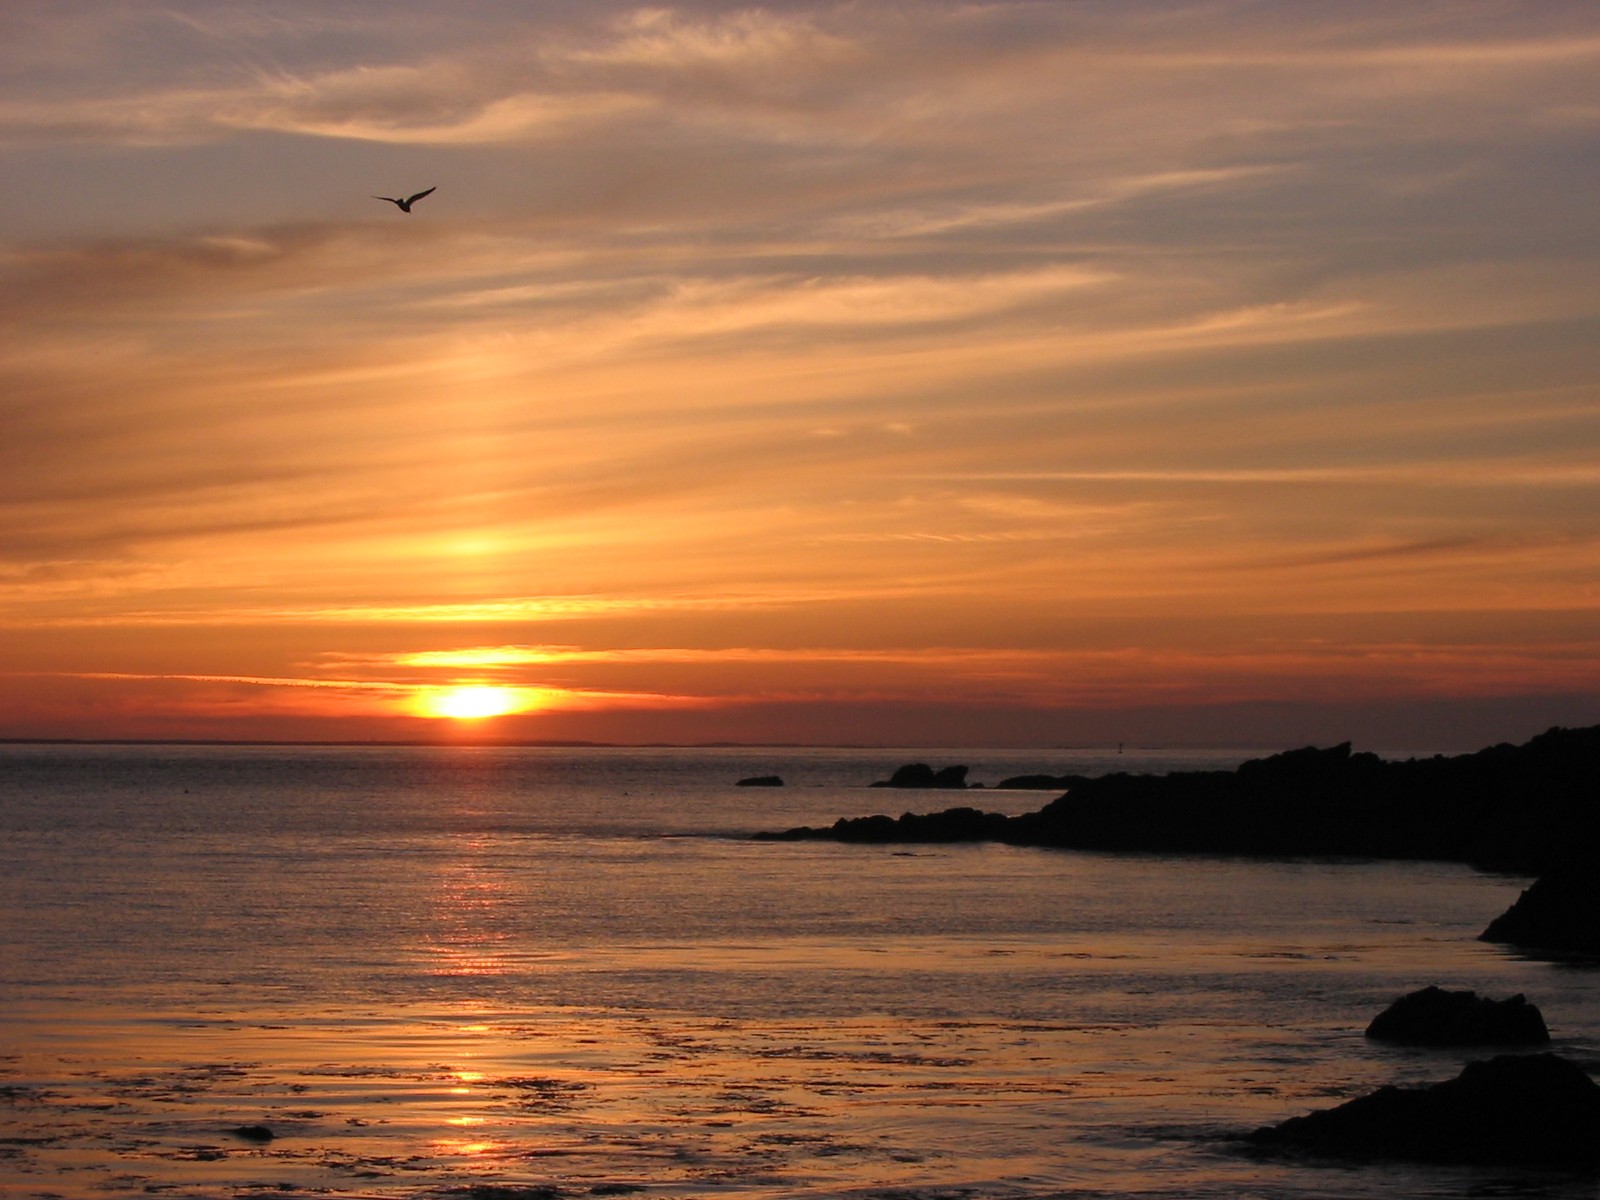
2, 1, 1598, 749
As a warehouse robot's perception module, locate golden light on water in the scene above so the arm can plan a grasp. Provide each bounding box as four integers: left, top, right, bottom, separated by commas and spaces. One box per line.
433, 1137, 499, 1157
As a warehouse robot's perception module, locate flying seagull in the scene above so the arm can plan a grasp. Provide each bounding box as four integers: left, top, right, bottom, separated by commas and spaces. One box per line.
372, 186, 435, 213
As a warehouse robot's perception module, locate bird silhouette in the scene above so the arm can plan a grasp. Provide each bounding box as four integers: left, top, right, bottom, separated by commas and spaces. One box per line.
372, 186, 436, 213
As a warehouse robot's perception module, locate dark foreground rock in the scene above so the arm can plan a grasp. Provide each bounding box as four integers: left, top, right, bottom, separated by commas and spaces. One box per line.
758, 725, 1600, 872
736, 775, 784, 787
1365, 987, 1549, 1046
1249, 1054, 1600, 1166
870, 763, 971, 788
1480, 867, 1600, 955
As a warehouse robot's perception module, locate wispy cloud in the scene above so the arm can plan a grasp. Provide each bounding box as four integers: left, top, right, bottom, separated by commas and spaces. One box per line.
3, 1, 1598, 742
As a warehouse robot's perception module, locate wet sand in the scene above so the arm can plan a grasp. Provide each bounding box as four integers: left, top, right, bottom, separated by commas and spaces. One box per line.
0, 995, 1342, 1199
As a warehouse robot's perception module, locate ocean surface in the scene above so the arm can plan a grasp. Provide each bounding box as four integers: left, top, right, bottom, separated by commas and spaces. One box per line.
2, 743, 1597, 1199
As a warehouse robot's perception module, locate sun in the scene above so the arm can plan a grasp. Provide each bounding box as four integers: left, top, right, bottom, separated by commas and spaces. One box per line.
422, 685, 527, 721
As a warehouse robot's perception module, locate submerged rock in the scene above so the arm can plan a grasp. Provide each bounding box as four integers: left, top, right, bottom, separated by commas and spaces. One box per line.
1480, 867, 1600, 955
1249, 1053, 1600, 1166
230, 1124, 275, 1142
1365, 986, 1549, 1046
736, 775, 784, 787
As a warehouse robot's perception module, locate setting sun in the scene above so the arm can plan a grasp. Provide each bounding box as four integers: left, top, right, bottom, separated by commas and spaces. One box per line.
422, 686, 528, 721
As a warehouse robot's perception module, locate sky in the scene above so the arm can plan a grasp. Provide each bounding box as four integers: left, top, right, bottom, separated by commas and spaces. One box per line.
2, 0, 1598, 750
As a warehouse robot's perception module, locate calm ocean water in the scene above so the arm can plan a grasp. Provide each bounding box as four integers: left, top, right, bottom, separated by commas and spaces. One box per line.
2, 743, 1597, 1199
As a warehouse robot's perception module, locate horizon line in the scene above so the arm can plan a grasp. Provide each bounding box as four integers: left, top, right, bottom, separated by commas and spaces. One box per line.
0, 736, 1260, 752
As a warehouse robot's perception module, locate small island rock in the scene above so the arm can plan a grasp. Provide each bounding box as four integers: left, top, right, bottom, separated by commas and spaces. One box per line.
870, 763, 970, 789
736, 775, 784, 787
1365, 986, 1549, 1046
1249, 1053, 1600, 1166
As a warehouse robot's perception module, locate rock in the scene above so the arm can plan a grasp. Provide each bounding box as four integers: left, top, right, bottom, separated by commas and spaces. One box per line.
759, 805, 1011, 844
870, 763, 970, 788
1365, 986, 1549, 1046
1480, 867, 1600, 955
230, 1124, 275, 1142
1249, 1053, 1600, 1165
736, 775, 784, 787
994, 773, 1079, 790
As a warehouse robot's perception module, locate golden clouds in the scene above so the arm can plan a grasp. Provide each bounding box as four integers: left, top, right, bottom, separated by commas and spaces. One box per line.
2, 3, 1599, 744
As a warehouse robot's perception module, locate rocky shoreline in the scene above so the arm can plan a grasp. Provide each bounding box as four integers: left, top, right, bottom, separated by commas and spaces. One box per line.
756, 725, 1600, 1166
758, 725, 1600, 876
758, 724, 1600, 959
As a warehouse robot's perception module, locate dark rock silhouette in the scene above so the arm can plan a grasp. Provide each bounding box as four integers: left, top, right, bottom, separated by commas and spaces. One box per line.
870, 763, 970, 789
759, 725, 1600, 873
995, 773, 1082, 790
231, 1124, 275, 1142
797, 806, 1011, 844
1365, 986, 1549, 1046
1248, 1054, 1600, 1165
736, 775, 784, 787
1480, 867, 1600, 955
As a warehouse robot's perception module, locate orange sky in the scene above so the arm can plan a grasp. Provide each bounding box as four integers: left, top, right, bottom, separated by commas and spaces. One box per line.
2, 2, 1598, 749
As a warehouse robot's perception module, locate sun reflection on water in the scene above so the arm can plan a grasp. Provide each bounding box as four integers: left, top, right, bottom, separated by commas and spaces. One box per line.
432, 1137, 500, 1157
423, 835, 522, 978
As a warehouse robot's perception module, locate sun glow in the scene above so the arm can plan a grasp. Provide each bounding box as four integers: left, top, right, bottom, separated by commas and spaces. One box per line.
420, 685, 530, 720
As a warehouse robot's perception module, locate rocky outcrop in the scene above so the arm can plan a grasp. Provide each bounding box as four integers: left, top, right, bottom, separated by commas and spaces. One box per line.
792, 806, 1011, 844
760, 725, 1600, 873
994, 773, 1082, 790
1480, 867, 1600, 955
869, 763, 970, 789
736, 775, 784, 787
1364, 986, 1549, 1046
1248, 1054, 1600, 1166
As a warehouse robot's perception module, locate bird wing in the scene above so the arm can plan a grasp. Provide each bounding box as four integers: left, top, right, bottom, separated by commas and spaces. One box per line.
372, 195, 400, 203
404, 187, 437, 205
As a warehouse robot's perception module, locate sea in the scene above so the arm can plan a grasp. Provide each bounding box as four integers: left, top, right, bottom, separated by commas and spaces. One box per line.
2, 742, 1597, 1200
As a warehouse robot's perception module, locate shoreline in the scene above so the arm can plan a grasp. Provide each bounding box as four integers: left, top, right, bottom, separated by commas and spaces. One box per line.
758, 725, 1600, 876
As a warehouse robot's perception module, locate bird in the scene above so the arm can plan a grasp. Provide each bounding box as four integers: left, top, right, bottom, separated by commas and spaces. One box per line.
372, 186, 435, 213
